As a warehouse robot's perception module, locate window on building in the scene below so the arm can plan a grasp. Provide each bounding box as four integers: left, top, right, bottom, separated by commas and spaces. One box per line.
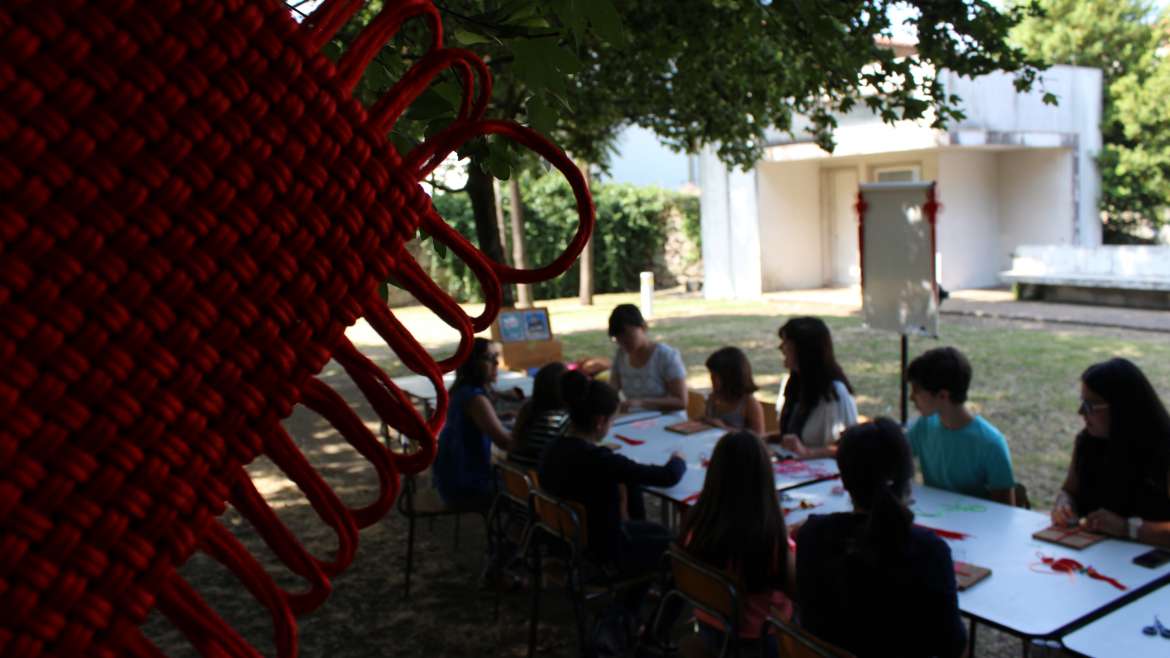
873, 165, 921, 182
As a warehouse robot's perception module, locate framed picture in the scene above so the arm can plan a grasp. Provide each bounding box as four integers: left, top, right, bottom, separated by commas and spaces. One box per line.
498, 311, 526, 343
523, 309, 551, 341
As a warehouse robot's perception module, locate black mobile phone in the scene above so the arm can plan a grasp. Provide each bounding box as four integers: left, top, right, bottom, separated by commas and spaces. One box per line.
1133, 548, 1170, 569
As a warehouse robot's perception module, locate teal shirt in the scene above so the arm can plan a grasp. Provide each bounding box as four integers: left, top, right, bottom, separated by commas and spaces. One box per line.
907, 414, 1015, 498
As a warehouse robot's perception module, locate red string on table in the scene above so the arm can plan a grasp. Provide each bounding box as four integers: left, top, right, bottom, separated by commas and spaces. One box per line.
915, 525, 972, 541
0, 1, 593, 656
613, 434, 646, 446
1030, 554, 1127, 591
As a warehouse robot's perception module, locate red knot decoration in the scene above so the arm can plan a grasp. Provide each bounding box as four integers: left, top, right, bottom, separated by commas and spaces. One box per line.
0, 0, 593, 656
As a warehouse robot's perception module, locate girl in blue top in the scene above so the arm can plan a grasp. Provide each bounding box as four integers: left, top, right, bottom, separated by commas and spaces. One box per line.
702, 347, 765, 435
432, 338, 514, 508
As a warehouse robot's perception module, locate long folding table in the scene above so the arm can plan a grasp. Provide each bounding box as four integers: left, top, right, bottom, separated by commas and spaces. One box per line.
1062, 579, 1170, 657
782, 478, 1170, 650
603, 413, 839, 513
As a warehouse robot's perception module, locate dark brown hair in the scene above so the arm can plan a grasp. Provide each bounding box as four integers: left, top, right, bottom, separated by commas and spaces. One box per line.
705, 346, 759, 400
681, 431, 787, 592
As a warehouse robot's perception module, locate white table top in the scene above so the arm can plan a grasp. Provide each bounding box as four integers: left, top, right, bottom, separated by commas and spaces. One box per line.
1063, 580, 1170, 657
781, 480, 1170, 638
391, 370, 533, 402
603, 415, 839, 505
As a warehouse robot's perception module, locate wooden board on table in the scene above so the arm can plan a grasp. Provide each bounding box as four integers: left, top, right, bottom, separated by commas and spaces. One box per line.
665, 420, 712, 435
1032, 525, 1107, 550
954, 561, 991, 591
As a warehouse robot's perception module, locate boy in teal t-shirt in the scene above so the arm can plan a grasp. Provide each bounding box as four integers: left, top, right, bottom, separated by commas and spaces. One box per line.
906, 347, 1016, 505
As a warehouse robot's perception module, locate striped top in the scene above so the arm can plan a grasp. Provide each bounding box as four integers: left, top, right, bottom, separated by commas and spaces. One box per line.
508, 409, 569, 469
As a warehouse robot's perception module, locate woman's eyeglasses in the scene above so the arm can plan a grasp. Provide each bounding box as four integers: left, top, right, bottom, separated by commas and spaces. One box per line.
482, 354, 500, 364
1078, 399, 1108, 415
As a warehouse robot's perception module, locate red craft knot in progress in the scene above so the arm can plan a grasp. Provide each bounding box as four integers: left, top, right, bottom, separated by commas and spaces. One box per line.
0, 0, 593, 656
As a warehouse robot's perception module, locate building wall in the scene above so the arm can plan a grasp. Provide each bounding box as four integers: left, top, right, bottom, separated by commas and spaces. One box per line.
757, 161, 823, 290
700, 147, 762, 298
936, 150, 1001, 289
996, 149, 1075, 271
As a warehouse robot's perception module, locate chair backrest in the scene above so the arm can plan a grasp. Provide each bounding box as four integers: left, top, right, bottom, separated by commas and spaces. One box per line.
687, 390, 708, 420
760, 397, 779, 433
766, 612, 855, 658
531, 488, 589, 550
1014, 483, 1031, 510
497, 462, 534, 505
667, 547, 740, 631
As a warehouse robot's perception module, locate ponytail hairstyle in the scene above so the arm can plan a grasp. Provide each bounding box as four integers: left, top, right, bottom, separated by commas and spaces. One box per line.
836, 417, 915, 562
778, 317, 852, 435
682, 431, 787, 592
705, 346, 759, 401
450, 337, 495, 392
512, 361, 568, 439
561, 370, 620, 434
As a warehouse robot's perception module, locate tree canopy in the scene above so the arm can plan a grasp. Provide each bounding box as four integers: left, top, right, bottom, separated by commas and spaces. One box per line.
1013, 0, 1169, 239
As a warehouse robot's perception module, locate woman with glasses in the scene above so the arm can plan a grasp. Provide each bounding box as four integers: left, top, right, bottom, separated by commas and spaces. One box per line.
1051, 358, 1170, 547
607, 304, 687, 412
432, 337, 514, 508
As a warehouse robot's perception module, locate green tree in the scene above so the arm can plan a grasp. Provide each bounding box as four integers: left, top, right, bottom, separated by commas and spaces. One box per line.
298, 0, 1044, 299
1013, 0, 1166, 239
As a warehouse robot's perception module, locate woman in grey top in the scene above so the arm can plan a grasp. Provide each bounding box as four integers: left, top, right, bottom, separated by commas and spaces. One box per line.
607, 304, 687, 412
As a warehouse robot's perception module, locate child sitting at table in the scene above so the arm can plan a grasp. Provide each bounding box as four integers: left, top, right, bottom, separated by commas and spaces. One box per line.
906, 346, 1016, 505
796, 419, 966, 658
703, 347, 765, 435
681, 431, 794, 657
538, 372, 686, 629
507, 361, 568, 470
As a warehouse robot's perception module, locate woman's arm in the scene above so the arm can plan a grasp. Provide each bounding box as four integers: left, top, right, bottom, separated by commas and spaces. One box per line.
1051, 444, 1080, 526
466, 394, 513, 452
628, 376, 687, 412
745, 397, 766, 436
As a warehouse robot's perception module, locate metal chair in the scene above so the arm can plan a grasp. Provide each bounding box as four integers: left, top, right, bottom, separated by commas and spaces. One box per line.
653, 546, 745, 658
382, 421, 488, 598
526, 488, 658, 658
764, 612, 855, 658
488, 462, 536, 618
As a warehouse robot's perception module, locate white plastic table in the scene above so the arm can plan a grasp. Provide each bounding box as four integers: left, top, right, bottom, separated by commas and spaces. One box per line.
603, 415, 839, 505
783, 481, 1170, 639
1063, 581, 1170, 657
390, 370, 533, 404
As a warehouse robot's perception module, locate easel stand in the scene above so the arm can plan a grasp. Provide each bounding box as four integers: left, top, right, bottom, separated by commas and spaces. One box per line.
900, 334, 909, 426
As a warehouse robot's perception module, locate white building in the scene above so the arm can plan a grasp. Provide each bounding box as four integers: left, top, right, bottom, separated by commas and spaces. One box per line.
699, 64, 1104, 297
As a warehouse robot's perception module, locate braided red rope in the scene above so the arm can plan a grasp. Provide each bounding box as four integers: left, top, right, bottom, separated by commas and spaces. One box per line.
0, 1, 594, 656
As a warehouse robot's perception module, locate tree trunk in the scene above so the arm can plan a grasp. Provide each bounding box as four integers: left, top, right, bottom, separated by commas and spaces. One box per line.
465, 165, 514, 307
493, 178, 510, 265
577, 159, 594, 306
509, 177, 532, 308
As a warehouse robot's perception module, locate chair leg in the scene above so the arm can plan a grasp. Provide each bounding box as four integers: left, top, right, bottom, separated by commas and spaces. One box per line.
454, 512, 462, 549
528, 547, 543, 658
968, 619, 977, 657
568, 568, 591, 658
405, 512, 416, 598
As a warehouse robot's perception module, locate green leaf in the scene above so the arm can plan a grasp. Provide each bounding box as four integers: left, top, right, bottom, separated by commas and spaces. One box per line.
527, 95, 557, 134
453, 28, 496, 46
581, 0, 625, 44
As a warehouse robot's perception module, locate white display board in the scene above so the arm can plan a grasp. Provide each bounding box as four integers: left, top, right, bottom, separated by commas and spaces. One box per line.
859, 182, 940, 337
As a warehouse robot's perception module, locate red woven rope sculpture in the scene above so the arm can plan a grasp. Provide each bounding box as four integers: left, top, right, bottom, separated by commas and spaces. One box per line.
0, 1, 593, 655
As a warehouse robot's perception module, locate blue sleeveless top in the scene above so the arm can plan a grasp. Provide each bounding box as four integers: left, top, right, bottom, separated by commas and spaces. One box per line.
433, 385, 493, 503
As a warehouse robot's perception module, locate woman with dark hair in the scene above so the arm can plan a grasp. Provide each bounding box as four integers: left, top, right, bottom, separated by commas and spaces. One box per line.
1051, 358, 1170, 546
766, 316, 858, 458
432, 338, 514, 508
507, 361, 569, 469
682, 431, 794, 656
796, 419, 966, 658
539, 372, 685, 627
607, 303, 687, 412
702, 347, 765, 434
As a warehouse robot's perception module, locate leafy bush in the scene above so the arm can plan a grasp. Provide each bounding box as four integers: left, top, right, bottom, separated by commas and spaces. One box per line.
424, 173, 700, 302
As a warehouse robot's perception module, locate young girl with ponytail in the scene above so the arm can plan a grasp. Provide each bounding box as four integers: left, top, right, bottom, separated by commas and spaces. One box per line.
795, 418, 966, 658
